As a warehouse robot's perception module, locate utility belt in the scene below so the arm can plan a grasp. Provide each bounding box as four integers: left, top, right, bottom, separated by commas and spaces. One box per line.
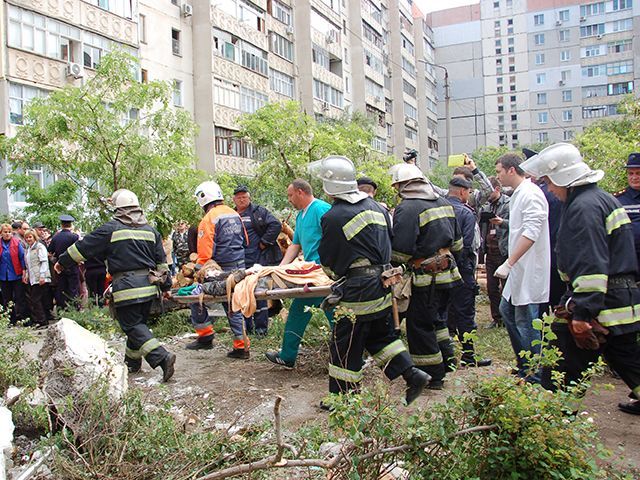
111, 268, 150, 283
346, 264, 391, 279
608, 275, 637, 289
112, 268, 168, 289
411, 248, 454, 274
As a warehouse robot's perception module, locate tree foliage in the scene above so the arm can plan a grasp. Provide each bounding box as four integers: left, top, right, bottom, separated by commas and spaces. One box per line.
2, 50, 203, 235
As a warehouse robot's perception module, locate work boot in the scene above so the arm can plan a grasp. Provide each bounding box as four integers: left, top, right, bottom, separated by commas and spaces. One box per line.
618, 400, 640, 415
186, 335, 214, 350
125, 356, 142, 374
265, 350, 294, 368
460, 354, 492, 367
160, 352, 176, 382
487, 320, 502, 329
227, 348, 250, 359
427, 379, 445, 390
403, 367, 430, 405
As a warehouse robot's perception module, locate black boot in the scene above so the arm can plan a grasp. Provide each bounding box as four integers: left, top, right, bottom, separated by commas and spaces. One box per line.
125, 356, 142, 374
160, 352, 176, 382
460, 341, 492, 367
186, 335, 214, 350
403, 367, 430, 405
227, 348, 250, 359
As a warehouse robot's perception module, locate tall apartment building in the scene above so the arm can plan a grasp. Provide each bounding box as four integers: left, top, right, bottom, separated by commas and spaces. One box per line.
0, 0, 439, 213
428, 0, 639, 158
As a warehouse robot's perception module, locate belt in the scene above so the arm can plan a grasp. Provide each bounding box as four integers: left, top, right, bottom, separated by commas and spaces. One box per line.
111, 268, 150, 282
608, 275, 637, 289
346, 264, 390, 278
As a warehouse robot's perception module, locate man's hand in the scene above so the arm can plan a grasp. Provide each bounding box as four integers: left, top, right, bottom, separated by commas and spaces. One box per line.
39, 278, 45, 286
463, 154, 477, 171
54, 262, 63, 274
162, 291, 172, 300
489, 216, 504, 225
568, 320, 600, 350
494, 260, 512, 279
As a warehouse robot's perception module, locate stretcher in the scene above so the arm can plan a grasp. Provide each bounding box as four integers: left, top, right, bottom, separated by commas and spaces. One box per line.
169, 284, 333, 305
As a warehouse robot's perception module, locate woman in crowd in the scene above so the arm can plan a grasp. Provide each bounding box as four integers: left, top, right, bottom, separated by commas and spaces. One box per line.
0, 223, 26, 324
23, 229, 52, 327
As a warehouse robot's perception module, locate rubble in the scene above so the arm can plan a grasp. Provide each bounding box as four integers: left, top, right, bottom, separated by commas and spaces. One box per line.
0, 404, 14, 480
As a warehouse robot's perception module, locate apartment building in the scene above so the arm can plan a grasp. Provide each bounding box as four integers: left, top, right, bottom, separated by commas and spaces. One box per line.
0, 0, 440, 212
428, 0, 639, 158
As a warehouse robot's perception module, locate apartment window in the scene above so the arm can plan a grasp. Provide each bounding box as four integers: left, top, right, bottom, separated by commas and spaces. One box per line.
564, 130, 574, 141
508, 37, 514, 46
171, 0, 178, 4
508, 46, 515, 54
362, 20, 383, 49
402, 57, 416, 78
535, 53, 545, 65
497, 86, 504, 93
583, 45, 602, 57
583, 85, 607, 98
562, 110, 573, 121
497, 67, 503, 74
607, 60, 633, 75
538, 112, 548, 124
269, 69, 294, 97
497, 77, 504, 85
608, 81, 634, 95
83, 31, 114, 68
559, 29, 570, 42
313, 44, 330, 69
534, 14, 544, 25
507, 18, 513, 25
498, 115, 505, 124
559, 10, 569, 22
240, 86, 268, 114
537, 92, 547, 104
582, 104, 618, 118
365, 78, 383, 99
313, 79, 343, 108
536, 73, 546, 85
612, 0, 633, 10
218, 0, 266, 32
270, 32, 293, 61
496, 48, 502, 55
612, 19, 633, 32
512, 134, 518, 141
364, 48, 384, 74
560, 50, 571, 62
405, 126, 417, 140
609, 40, 632, 54
141, 68, 148, 83
403, 79, 417, 98
494, 20, 501, 28
213, 78, 240, 109
498, 105, 504, 112
507, 26, 514, 35
580, 24, 604, 38
495, 39, 502, 47
269, 0, 292, 26
534, 33, 545, 45
214, 29, 268, 76
510, 95, 516, 102
171, 28, 180, 55
580, 2, 605, 16
538, 132, 549, 142
511, 114, 517, 121
215, 127, 260, 159
561, 70, 571, 82
562, 90, 572, 102
87, 0, 132, 18
371, 136, 386, 153
401, 34, 414, 55
493, 1, 499, 8
173, 79, 182, 107
139, 14, 146, 44
509, 84, 516, 92
506, 0, 512, 6
404, 102, 418, 120
9, 82, 48, 125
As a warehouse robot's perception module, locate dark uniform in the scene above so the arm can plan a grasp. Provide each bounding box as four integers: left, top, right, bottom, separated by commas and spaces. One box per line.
58, 219, 172, 372
48, 227, 80, 310
544, 183, 640, 401
318, 196, 413, 394
392, 195, 463, 382
614, 186, 640, 275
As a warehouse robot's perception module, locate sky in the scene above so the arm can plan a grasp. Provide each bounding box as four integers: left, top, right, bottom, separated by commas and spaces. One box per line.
414, 0, 477, 13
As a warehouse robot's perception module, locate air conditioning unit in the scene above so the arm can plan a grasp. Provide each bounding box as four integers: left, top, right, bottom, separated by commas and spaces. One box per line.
596, 33, 603, 39
182, 3, 193, 17
326, 29, 338, 44
66, 62, 83, 79
556, 20, 562, 26
559, 80, 565, 86
579, 16, 586, 22
285, 25, 294, 35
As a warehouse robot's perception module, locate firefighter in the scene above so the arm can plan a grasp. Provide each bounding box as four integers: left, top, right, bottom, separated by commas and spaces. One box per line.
55, 189, 176, 382
614, 152, 640, 274
191, 181, 250, 359
521, 143, 640, 415
48, 214, 80, 310
311, 156, 428, 405
390, 163, 463, 389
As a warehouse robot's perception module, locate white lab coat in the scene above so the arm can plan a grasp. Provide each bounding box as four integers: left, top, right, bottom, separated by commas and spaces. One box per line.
502, 178, 550, 306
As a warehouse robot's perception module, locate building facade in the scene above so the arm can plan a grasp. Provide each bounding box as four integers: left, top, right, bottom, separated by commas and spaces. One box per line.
428, 0, 639, 158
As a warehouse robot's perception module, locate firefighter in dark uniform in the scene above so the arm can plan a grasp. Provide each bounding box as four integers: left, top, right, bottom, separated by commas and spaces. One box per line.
55, 189, 176, 382
310, 156, 428, 406
48, 214, 80, 310
446, 177, 492, 367
522, 143, 640, 415
614, 152, 640, 275
390, 163, 464, 389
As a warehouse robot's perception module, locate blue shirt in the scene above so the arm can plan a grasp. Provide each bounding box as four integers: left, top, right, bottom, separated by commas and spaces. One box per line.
0, 239, 25, 281
292, 198, 331, 264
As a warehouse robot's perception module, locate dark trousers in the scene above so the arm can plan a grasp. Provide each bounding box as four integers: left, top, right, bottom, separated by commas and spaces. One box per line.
485, 252, 507, 323
406, 288, 446, 382
329, 312, 412, 394
55, 269, 80, 310
446, 270, 478, 344
115, 301, 168, 369
542, 325, 640, 395
245, 299, 269, 334
1, 279, 25, 324
85, 270, 106, 306
27, 283, 51, 326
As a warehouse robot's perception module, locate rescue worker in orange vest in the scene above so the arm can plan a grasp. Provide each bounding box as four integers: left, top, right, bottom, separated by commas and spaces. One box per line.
189, 181, 250, 359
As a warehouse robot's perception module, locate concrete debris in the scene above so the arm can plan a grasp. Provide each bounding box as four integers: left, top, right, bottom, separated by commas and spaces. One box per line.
0, 405, 14, 480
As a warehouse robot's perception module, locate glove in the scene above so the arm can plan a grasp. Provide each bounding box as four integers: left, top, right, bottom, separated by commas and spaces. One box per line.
494, 260, 512, 279
568, 320, 600, 350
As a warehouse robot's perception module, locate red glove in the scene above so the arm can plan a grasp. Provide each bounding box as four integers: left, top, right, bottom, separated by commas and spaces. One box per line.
568, 320, 600, 350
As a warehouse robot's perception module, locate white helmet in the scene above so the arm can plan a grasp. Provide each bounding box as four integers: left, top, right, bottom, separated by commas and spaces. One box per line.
308, 155, 358, 196
111, 189, 139, 209
521, 143, 604, 187
194, 181, 224, 207
389, 163, 426, 186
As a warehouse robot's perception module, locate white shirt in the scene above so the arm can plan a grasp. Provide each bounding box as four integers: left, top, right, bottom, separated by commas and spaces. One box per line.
502, 178, 550, 306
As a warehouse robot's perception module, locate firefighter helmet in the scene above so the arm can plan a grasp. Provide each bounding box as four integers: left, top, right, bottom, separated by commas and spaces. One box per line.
308, 155, 358, 196
194, 181, 224, 207
521, 143, 604, 187
390, 163, 426, 186
110, 189, 140, 209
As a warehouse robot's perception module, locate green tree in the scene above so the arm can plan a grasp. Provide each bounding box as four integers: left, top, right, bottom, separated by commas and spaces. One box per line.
3, 50, 203, 235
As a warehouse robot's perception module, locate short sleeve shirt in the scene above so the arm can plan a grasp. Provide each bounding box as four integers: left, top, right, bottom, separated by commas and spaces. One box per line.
292, 198, 331, 264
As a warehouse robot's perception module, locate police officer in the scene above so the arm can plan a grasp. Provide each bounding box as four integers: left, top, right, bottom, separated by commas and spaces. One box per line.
55, 189, 176, 382
522, 143, 640, 415
311, 156, 428, 406
614, 152, 640, 275
390, 163, 464, 389
446, 177, 492, 367
48, 214, 80, 310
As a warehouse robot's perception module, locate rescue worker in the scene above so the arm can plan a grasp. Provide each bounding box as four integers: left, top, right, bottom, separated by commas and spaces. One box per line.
311, 156, 428, 405
55, 189, 175, 382
521, 143, 640, 415
614, 152, 640, 275
446, 177, 492, 367
191, 181, 249, 358
390, 163, 464, 389
48, 214, 80, 310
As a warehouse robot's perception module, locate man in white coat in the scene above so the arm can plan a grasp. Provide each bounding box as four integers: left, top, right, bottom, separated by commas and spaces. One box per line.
494, 153, 550, 382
